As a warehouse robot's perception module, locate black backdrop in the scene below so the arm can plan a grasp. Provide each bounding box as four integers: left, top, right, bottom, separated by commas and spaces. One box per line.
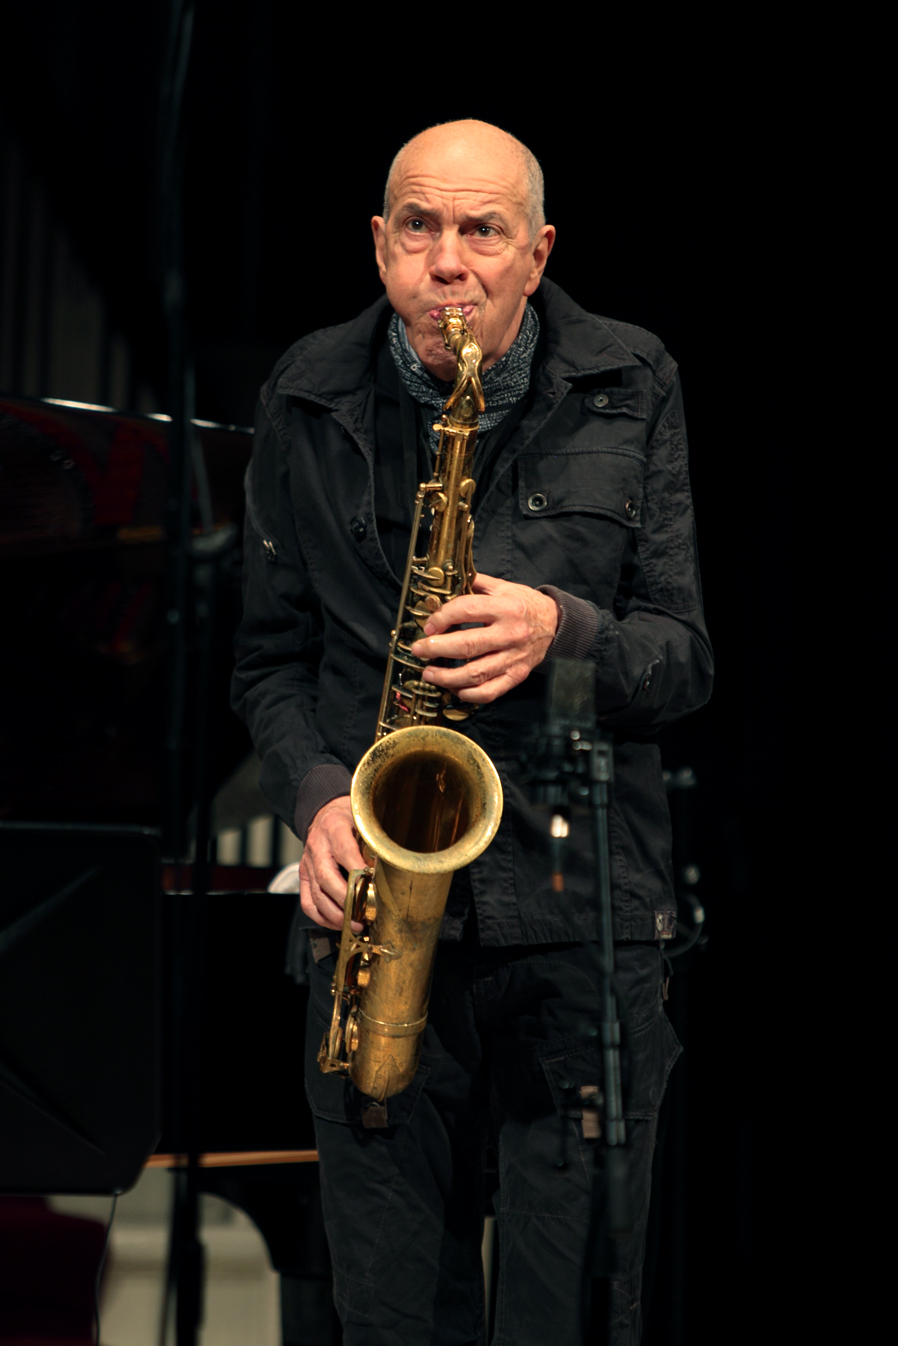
3, 5, 804, 1340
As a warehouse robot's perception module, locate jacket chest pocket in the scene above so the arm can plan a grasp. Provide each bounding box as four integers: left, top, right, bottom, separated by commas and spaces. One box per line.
509, 449, 645, 604
519, 448, 644, 526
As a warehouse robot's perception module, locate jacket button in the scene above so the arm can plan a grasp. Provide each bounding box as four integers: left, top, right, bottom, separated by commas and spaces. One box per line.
624, 499, 638, 520
349, 516, 367, 540
593, 392, 610, 409
527, 492, 548, 512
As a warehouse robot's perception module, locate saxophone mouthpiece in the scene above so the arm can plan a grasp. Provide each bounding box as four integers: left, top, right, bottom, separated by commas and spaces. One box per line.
438, 307, 467, 348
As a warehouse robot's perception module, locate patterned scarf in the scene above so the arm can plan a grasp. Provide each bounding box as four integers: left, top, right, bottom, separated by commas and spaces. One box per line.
387, 304, 539, 454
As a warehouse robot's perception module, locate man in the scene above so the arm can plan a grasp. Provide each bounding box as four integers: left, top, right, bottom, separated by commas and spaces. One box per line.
232, 120, 712, 1345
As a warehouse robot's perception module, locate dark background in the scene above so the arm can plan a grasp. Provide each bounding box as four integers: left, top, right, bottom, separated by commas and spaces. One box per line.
2, 4, 802, 1340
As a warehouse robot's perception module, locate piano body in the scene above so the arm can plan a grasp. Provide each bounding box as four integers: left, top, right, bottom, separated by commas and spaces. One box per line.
0, 395, 339, 1343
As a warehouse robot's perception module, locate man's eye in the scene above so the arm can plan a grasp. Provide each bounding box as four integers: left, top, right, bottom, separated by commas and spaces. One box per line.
406, 218, 427, 232
475, 225, 497, 237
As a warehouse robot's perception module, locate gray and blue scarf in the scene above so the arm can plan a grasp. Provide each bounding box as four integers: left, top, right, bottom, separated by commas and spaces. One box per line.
387, 304, 539, 454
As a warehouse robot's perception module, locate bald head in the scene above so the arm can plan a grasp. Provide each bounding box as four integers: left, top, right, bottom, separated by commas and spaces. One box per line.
384, 121, 545, 240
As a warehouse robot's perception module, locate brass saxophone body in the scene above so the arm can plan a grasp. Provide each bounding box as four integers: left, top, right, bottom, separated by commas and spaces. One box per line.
318, 308, 503, 1102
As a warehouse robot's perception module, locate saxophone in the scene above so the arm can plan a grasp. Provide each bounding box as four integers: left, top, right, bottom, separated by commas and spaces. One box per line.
318, 308, 503, 1102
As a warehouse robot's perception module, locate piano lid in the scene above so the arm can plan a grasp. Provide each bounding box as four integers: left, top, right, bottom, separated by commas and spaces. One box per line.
0, 396, 254, 825
0, 395, 252, 557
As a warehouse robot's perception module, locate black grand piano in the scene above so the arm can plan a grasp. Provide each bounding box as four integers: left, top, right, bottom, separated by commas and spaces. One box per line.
0, 394, 339, 1344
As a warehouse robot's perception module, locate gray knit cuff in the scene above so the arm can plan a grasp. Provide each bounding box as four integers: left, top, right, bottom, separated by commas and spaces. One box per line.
537, 586, 600, 660
293, 762, 353, 843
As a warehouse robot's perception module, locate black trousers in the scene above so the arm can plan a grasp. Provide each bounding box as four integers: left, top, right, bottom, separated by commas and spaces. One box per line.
304, 937, 680, 1346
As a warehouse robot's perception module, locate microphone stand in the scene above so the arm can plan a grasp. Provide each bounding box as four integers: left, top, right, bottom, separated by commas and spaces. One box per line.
521, 659, 632, 1345
580, 727, 631, 1343
154, 4, 208, 1344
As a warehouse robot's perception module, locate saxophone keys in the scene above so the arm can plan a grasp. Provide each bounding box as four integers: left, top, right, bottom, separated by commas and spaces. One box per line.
408, 595, 441, 621
442, 707, 470, 721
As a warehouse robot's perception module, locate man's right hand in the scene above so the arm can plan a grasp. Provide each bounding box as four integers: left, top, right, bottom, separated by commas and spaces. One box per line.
299, 796, 366, 932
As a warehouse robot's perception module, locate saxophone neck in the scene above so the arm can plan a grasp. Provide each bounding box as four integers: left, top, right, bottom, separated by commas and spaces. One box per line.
438, 308, 485, 427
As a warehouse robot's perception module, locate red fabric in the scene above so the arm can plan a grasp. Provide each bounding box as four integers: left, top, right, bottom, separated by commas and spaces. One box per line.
162, 861, 278, 892
4, 399, 169, 528
0, 1197, 104, 1341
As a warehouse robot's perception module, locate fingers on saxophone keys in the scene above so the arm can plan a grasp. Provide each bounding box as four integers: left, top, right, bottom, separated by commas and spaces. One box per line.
310, 879, 361, 934
422, 652, 506, 692
303, 846, 347, 916
300, 872, 342, 931
309, 858, 365, 934
455, 671, 521, 705
411, 629, 488, 662
421, 596, 489, 634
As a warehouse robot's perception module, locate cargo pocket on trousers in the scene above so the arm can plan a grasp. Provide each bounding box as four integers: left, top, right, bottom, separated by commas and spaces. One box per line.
541, 1045, 605, 1149
623, 1006, 681, 1120
541, 1007, 681, 1134
303, 935, 433, 1127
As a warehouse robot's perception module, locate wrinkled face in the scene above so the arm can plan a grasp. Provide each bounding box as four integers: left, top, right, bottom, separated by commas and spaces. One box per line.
372, 128, 554, 380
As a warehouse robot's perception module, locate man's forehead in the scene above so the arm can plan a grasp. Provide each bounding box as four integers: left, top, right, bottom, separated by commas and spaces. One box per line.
389, 160, 529, 218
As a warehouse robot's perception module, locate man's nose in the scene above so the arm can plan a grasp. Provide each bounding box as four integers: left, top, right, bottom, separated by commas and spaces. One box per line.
429, 230, 468, 284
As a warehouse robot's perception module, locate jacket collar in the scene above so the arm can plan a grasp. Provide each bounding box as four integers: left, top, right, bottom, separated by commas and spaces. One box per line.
534, 278, 645, 382
275, 295, 391, 407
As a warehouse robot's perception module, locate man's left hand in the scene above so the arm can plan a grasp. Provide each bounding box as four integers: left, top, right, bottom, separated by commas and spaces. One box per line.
409, 573, 558, 704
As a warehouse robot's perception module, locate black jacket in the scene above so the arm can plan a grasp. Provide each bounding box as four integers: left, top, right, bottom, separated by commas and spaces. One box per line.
231, 279, 713, 943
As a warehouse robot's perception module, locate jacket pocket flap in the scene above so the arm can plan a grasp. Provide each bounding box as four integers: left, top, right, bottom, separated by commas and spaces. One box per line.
582, 387, 648, 419
519, 450, 644, 526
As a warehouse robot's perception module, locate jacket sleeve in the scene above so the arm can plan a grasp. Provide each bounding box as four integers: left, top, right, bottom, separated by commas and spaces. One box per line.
230, 388, 352, 838
540, 370, 713, 731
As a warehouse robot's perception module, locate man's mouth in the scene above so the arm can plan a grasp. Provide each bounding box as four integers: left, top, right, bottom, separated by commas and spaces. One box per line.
428, 304, 476, 322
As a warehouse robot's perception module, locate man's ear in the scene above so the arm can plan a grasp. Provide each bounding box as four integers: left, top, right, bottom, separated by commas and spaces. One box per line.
371, 216, 388, 285
524, 224, 556, 296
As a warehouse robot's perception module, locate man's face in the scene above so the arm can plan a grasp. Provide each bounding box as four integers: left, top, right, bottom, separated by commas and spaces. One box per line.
372, 127, 554, 381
